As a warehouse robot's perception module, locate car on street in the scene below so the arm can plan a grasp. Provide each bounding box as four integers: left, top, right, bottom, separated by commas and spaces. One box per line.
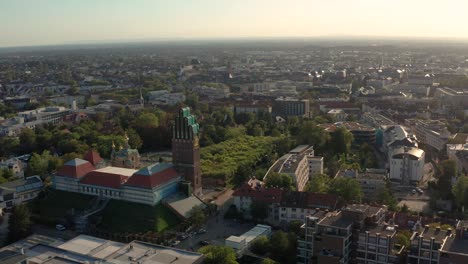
197, 229, 207, 234
411, 189, 417, 195
199, 240, 210, 246
171, 240, 181, 246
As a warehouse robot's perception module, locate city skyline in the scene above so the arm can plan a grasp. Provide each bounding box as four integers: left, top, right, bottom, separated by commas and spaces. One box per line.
2, 0, 468, 48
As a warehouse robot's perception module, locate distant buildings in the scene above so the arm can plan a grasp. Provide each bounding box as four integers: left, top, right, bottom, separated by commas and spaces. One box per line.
233, 101, 272, 114
319, 122, 376, 146
147, 90, 186, 106
435, 87, 468, 108
336, 169, 388, 202
273, 97, 310, 117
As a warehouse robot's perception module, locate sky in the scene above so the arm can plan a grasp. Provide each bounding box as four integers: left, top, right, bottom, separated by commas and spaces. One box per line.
2, 0, 468, 47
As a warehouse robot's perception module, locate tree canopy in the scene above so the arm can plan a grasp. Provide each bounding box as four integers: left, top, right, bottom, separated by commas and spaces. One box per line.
198, 245, 238, 264
8, 204, 32, 243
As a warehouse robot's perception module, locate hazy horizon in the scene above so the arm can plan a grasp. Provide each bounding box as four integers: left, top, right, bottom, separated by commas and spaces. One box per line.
3, 0, 468, 48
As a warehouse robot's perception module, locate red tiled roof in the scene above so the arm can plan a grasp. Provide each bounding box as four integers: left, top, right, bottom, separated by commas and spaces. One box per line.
80, 171, 129, 189
57, 162, 95, 179
125, 167, 179, 189
84, 150, 103, 166
232, 182, 283, 204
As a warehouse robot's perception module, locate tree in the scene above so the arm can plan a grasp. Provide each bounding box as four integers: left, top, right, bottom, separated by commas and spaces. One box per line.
250, 235, 270, 255
328, 177, 363, 202
66, 86, 79, 95
304, 174, 330, 193
134, 112, 159, 129
189, 206, 206, 228
330, 126, 353, 156
438, 160, 457, 199
453, 176, 468, 209
269, 231, 297, 264
377, 187, 398, 211
400, 203, 409, 213
296, 121, 329, 147
8, 204, 31, 243
126, 128, 143, 149
198, 245, 238, 264
265, 173, 294, 190
19, 128, 37, 153
261, 259, 279, 264
395, 233, 410, 248
28, 152, 51, 178
288, 220, 303, 236
250, 200, 269, 221
269, 231, 290, 261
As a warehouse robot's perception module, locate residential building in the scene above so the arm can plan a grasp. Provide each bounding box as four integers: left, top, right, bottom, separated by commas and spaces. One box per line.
232, 178, 283, 223
408, 225, 452, 264
389, 147, 425, 185
328, 109, 347, 121
314, 210, 354, 264
407, 119, 451, 151
17, 106, 71, 123
297, 212, 329, 264
357, 169, 388, 202
0, 158, 26, 178
233, 101, 272, 114
0, 234, 204, 264
319, 122, 376, 146
447, 140, 468, 174
266, 152, 309, 191
191, 84, 230, 100
357, 224, 404, 264
439, 221, 468, 264
273, 97, 310, 117
0, 176, 43, 211
308, 156, 324, 176
297, 204, 387, 264
225, 224, 272, 257
279, 191, 337, 223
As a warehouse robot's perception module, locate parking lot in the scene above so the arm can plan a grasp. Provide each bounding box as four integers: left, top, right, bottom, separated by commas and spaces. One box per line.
175, 214, 255, 251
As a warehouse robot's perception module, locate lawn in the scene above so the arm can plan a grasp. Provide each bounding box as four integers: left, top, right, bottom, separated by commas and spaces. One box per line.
98, 200, 180, 233
32, 189, 95, 221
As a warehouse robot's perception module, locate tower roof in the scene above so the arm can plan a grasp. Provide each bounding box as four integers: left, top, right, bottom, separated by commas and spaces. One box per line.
57, 158, 95, 179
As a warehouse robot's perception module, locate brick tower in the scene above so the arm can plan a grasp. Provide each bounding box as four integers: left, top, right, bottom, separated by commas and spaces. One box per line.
172, 107, 202, 197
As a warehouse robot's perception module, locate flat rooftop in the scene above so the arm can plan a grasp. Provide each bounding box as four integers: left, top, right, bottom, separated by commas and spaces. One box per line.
95, 166, 137, 177
364, 225, 397, 236
319, 212, 354, 229
419, 228, 450, 243
107, 241, 204, 264
58, 235, 125, 259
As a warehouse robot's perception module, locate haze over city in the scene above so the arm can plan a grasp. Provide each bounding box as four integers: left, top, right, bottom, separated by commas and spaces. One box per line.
3, 0, 468, 47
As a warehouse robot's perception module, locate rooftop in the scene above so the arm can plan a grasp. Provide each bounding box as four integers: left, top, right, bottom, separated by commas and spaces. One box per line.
94, 166, 137, 177
319, 212, 354, 229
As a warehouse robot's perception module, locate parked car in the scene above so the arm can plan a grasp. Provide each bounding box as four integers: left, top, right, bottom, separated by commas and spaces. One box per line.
55, 224, 66, 231
197, 229, 207, 234
171, 240, 181, 246
199, 240, 210, 246
416, 187, 423, 194
411, 189, 417, 195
